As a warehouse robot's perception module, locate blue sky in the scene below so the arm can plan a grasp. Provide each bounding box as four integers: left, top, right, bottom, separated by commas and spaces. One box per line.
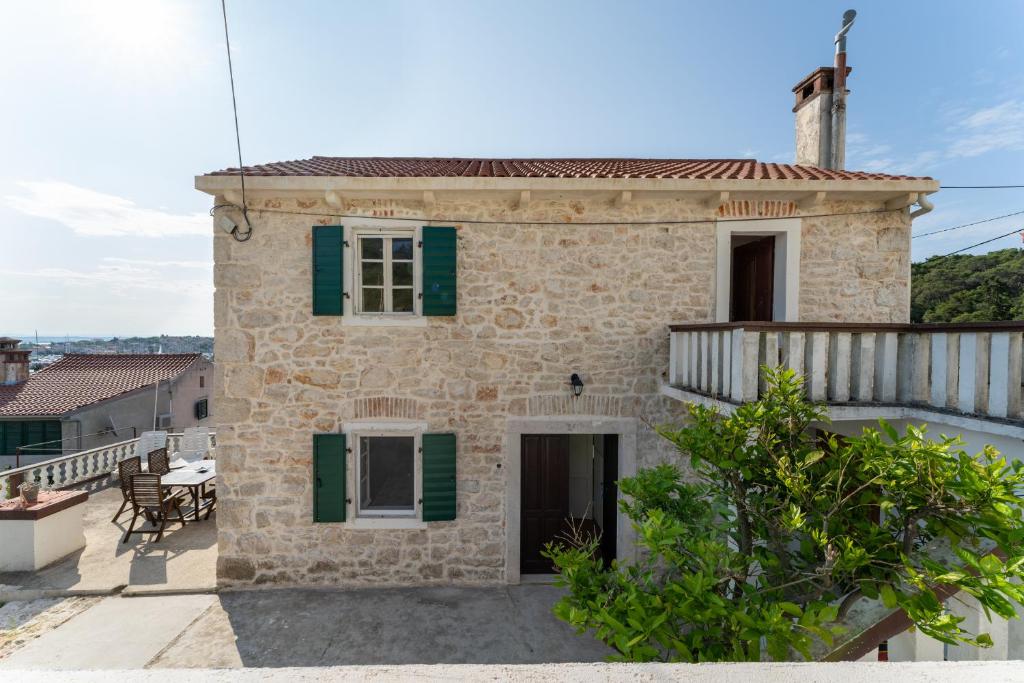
1, 0, 1021, 337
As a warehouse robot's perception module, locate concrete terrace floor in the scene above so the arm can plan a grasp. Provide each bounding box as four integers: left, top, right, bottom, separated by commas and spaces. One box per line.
0, 481, 217, 599
1, 586, 614, 669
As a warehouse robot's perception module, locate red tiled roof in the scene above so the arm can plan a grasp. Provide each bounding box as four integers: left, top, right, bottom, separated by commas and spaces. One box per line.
206, 157, 930, 181
0, 354, 201, 417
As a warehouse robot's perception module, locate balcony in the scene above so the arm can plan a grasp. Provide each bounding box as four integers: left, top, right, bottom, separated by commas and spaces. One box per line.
665, 322, 1024, 436
0, 432, 217, 597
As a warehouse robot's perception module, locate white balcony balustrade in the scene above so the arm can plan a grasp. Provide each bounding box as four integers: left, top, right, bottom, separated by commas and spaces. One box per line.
668, 322, 1024, 424
1, 431, 216, 500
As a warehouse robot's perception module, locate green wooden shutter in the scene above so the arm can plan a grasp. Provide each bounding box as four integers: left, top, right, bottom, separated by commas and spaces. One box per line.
25, 421, 45, 453
422, 432, 456, 521
421, 226, 457, 316
313, 433, 347, 522
312, 225, 344, 316
2, 422, 23, 456
44, 421, 62, 455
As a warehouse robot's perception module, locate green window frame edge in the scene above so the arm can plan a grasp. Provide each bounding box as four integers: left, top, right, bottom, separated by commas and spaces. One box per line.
421, 432, 457, 522
421, 226, 457, 317
312, 225, 345, 316
313, 432, 347, 522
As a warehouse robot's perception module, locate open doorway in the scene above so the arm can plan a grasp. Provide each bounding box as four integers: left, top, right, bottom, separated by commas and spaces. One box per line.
520, 433, 618, 574
730, 234, 775, 321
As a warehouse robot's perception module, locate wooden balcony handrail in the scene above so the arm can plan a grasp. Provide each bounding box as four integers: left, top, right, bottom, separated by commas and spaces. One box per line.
668, 320, 1024, 333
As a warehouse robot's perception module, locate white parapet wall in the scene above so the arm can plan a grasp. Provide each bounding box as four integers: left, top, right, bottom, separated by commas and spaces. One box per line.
0, 490, 87, 571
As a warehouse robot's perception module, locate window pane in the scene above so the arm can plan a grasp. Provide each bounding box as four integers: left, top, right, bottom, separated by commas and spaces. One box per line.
393, 288, 413, 313
362, 262, 384, 286
362, 288, 383, 312
392, 262, 413, 286
359, 436, 415, 511
392, 238, 413, 261
361, 237, 383, 259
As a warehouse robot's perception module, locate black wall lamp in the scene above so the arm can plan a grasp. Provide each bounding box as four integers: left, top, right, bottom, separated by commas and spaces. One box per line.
570, 373, 585, 399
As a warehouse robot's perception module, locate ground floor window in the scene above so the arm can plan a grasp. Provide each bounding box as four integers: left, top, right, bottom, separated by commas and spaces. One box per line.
357, 434, 416, 516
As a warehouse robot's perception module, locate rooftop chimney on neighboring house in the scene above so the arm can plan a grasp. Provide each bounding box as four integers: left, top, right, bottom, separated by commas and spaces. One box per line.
793, 9, 856, 169
0, 338, 30, 385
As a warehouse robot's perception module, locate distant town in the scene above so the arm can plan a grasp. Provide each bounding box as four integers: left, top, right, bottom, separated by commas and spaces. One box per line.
7, 335, 214, 371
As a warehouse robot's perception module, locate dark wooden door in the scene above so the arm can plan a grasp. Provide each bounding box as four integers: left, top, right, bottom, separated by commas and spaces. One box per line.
521, 434, 570, 574
730, 236, 775, 321
599, 434, 618, 567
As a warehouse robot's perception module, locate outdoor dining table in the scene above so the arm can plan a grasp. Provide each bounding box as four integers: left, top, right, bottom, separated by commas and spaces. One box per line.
160, 460, 216, 521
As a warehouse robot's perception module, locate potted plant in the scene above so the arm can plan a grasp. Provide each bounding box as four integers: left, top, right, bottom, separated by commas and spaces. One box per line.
18, 481, 40, 505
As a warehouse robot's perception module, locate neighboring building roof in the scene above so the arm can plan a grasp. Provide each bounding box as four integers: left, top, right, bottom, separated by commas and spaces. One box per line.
205, 157, 930, 182
0, 354, 201, 417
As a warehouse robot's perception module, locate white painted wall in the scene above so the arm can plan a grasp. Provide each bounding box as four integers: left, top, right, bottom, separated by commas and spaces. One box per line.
568, 434, 593, 519
0, 503, 86, 571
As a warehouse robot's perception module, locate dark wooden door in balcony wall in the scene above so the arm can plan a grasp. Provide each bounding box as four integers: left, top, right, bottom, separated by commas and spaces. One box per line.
520, 434, 570, 574
730, 235, 775, 322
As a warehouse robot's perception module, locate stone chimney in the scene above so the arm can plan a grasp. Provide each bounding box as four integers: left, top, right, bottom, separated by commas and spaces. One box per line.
0, 338, 30, 385
794, 9, 857, 169
792, 66, 850, 168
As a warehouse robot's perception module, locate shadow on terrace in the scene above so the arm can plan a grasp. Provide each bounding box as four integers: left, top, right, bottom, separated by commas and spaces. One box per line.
0, 434, 217, 597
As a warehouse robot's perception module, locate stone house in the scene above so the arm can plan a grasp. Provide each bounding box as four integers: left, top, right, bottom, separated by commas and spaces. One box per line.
0, 343, 214, 467
195, 60, 957, 589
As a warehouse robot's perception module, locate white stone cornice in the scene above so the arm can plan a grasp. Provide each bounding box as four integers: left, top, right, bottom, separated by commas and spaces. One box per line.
195, 174, 941, 199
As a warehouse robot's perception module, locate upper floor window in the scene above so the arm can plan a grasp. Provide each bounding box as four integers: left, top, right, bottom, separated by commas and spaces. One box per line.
199, 375, 205, 389
355, 231, 415, 315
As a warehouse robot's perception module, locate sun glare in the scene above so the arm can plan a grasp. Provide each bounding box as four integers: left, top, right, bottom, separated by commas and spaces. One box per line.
74, 1, 192, 71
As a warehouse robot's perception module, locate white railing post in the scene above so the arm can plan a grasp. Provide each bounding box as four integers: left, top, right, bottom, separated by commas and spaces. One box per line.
699, 330, 710, 393
829, 332, 852, 402
759, 331, 780, 395
709, 330, 721, 396
987, 331, 1022, 419
669, 331, 679, 386
806, 332, 829, 402
958, 333, 988, 415
782, 331, 806, 381
874, 331, 899, 403
689, 331, 700, 392
851, 333, 876, 402
731, 328, 759, 403
720, 330, 732, 398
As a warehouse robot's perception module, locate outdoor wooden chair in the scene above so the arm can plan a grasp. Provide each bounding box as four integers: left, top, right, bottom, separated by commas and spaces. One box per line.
112, 456, 141, 522
147, 447, 171, 475
122, 473, 187, 543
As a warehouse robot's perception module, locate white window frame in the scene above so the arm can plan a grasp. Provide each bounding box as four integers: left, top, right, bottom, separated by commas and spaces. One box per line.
343, 421, 427, 528
343, 221, 426, 327
714, 218, 802, 322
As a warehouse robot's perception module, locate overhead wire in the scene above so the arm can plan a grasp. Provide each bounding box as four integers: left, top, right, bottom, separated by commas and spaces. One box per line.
912, 209, 1024, 239
219, 0, 252, 242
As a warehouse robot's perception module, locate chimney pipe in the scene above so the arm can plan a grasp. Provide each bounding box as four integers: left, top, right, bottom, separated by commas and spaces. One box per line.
830, 9, 856, 170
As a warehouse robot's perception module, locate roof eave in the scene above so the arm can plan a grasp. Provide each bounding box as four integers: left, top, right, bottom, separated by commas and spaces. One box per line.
195, 174, 940, 196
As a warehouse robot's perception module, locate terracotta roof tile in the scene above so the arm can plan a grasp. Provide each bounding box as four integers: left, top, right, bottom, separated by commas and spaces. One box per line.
0, 354, 201, 417
205, 157, 931, 182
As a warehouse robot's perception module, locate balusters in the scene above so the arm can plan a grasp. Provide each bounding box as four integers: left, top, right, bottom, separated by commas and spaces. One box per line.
988, 332, 1023, 418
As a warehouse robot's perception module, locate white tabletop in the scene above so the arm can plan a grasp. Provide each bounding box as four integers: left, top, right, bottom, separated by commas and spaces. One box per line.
160, 460, 216, 487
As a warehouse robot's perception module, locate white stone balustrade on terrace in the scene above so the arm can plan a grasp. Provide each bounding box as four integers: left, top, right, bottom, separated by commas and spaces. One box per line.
1, 431, 216, 500
665, 322, 1024, 429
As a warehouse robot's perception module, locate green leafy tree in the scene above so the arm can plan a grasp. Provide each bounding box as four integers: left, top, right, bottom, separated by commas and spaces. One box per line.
911, 248, 1024, 323
546, 367, 1024, 662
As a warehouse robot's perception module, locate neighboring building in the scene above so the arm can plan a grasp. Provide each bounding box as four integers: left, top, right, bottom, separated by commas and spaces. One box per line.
193, 53, 978, 596
0, 342, 213, 467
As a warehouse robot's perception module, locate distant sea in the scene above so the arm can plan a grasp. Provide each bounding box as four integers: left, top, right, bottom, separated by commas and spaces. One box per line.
4, 335, 108, 343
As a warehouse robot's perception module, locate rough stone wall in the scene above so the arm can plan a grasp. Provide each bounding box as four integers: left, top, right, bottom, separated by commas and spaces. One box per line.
212, 194, 910, 587
801, 200, 911, 322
